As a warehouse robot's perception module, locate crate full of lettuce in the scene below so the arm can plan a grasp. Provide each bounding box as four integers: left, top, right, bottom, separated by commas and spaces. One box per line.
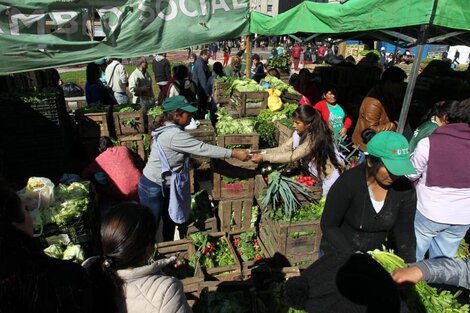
256, 171, 326, 267
189, 232, 242, 281
39, 181, 96, 245
228, 78, 268, 117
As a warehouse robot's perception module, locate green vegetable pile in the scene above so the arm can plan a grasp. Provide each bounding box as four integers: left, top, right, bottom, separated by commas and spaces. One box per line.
255, 104, 298, 148
76, 103, 109, 114
215, 107, 255, 135
18, 87, 59, 105
190, 232, 235, 269
44, 243, 85, 264
369, 249, 469, 313
147, 105, 164, 118
227, 78, 264, 95
264, 75, 299, 94
189, 190, 213, 223
262, 171, 313, 219
267, 55, 292, 74
41, 182, 90, 226
268, 197, 326, 223
204, 290, 252, 313
456, 239, 470, 259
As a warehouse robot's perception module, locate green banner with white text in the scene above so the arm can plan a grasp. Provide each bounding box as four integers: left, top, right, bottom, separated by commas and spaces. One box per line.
0, 0, 249, 74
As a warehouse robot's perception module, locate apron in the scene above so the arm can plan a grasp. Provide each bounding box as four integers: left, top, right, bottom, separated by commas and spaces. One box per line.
155, 130, 191, 224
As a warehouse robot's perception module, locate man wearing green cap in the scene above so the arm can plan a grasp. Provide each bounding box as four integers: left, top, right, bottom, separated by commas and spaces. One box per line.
139, 96, 249, 241
321, 131, 417, 263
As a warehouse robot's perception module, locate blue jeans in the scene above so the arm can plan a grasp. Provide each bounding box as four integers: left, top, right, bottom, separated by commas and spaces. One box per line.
138, 175, 174, 241
414, 210, 470, 261
114, 92, 129, 105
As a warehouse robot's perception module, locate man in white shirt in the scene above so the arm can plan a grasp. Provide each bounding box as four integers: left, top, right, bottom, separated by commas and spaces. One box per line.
128, 57, 154, 112
105, 58, 129, 104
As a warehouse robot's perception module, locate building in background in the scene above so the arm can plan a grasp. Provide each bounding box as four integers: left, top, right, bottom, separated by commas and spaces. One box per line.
251, 0, 279, 16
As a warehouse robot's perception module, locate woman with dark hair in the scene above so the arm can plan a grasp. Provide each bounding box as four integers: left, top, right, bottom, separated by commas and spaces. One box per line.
283, 130, 417, 313
85, 62, 115, 106
313, 86, 352, 137
250, 54, 266, 83
320, 130, 417, 262
139, 96, 249, 241
86, 202, 191, 313
0, 180, 91, 313
251, 105, 343, 195
408, 99, 456, 152
352, 66, 407, 152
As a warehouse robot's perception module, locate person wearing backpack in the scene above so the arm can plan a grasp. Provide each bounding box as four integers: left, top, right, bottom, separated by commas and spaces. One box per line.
167, 65, 197, 103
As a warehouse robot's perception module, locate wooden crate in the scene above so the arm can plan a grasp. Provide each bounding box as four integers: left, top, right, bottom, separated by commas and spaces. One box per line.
213, 81, 231, 104
259, 214, 321, 268
280, 91, 301, 104
186, 120, 215, 144
279, 72, 290, 83
275, 121, 294, 146
113, 110, 145, 135
255, 174, 322, 267
192, 232, 242, 281
75, 111, 111, 138
156, 239, 204, 293
231, 91, 268, 117
117, 133, 150, 161
187, 217, 218, 237
216, 133, 259, 150
211, 158, 256, 201
218, 199, 256, 233
228, 231, 270, 279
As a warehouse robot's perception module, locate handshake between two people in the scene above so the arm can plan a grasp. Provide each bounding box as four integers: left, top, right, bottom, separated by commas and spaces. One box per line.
230, 149, 264, 163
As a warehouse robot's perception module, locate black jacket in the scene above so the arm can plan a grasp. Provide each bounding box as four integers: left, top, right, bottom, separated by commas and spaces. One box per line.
320, 164, 417, 263
152, 57, 171, 83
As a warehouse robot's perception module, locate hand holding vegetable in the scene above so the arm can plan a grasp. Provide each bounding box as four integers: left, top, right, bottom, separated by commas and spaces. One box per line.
231, 150, 249, 161
339, 127, 347, 136
250, 154, 264, 163
391, 266, 424, 284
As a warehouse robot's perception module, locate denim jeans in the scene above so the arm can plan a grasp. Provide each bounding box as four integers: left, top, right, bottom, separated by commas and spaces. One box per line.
414, 210, 470, 261
138, 175, 175, 241
114, 92, 129, 105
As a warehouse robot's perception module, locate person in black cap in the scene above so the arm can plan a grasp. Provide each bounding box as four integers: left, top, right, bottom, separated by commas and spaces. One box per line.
138, 96, 249, 241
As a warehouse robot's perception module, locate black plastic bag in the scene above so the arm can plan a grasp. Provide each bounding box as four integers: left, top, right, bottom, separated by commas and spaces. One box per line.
62, 82, 84, 97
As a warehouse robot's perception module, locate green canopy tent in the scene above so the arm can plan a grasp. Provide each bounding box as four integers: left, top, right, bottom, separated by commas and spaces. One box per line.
0, 0, 250, 75
250, 0, 470, 133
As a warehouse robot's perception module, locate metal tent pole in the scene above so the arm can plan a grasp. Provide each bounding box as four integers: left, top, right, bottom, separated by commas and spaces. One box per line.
396, 26, 427, 134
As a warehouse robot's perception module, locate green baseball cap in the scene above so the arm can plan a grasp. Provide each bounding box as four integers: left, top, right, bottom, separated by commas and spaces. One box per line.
366, 131, 416, 176
162, 96, 197, 113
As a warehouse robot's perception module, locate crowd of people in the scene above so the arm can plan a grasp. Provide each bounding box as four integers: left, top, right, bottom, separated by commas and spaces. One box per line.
2, 36, 470, 313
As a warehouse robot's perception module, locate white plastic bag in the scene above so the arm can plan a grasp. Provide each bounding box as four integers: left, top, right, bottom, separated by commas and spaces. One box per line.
17, 177, 55, 237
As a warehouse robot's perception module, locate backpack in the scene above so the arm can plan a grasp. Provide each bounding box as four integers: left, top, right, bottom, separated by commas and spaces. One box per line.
172, 80, 197, 103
